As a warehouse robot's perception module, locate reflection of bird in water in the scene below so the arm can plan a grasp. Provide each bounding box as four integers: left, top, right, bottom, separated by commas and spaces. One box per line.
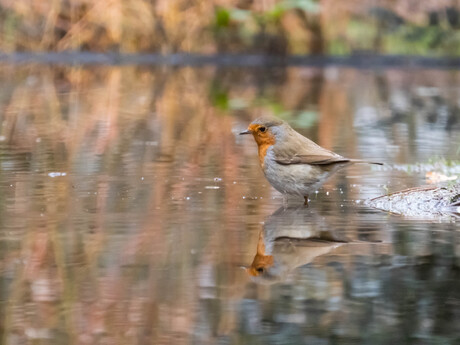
246, 206, 348, 284
240, 116, 382, 205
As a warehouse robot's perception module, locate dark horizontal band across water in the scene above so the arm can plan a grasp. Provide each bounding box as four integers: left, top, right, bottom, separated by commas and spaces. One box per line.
1, 52, 460, 69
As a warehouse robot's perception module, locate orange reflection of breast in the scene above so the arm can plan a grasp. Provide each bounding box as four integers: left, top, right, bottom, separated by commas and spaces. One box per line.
247, 230, 273, 277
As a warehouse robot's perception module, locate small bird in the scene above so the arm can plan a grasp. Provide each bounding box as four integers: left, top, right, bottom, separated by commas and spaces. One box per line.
240, 116, 382, 205
246, 205, 347, 284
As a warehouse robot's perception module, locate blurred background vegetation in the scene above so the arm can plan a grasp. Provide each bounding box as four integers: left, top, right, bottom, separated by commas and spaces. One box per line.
2, 0, 460, 55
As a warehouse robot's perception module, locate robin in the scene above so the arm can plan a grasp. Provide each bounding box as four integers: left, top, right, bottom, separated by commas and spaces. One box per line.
240, 116, 382, 205
246, 206, 347, 284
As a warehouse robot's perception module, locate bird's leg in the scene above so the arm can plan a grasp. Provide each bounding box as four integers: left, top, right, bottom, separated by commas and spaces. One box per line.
304, 195, 309, 207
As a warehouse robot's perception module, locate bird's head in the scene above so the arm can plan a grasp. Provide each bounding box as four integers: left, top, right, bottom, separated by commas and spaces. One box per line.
239, 116, 285, 147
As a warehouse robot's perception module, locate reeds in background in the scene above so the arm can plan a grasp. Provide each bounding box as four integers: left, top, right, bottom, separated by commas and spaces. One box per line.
2, 0, 460, 55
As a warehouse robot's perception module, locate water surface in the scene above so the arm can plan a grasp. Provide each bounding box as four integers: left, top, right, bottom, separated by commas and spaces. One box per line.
0, 64, 459, 344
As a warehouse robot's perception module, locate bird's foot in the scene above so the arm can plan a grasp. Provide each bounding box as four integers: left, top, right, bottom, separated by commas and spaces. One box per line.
304, 195, 309, 207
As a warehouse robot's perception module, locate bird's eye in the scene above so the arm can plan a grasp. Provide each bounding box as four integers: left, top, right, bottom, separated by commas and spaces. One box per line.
256, 267, 264, 273
258, 126, 267, 133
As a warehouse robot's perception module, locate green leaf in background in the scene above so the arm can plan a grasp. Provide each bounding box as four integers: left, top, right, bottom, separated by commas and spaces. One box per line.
267, 6, 286, 22
211, 90, 229, 110
215, 7, 231, 28
209, 81, 230, 110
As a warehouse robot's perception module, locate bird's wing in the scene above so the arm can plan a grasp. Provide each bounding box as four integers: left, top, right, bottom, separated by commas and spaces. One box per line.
272, 128, 351, 166
275, 154, 350, 166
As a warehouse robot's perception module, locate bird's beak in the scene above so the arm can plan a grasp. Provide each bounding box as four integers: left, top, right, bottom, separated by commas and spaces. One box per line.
239, 129, 251, 135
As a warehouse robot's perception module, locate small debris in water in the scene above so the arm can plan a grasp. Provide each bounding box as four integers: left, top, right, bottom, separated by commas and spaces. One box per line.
205, 186, 220, 189
214, 177, 222, 182
48, 172, 67, 178
185, 197, 191, 200
326, 191, 330, 196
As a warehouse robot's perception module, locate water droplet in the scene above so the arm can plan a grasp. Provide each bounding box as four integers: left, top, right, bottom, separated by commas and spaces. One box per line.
205, 186, 220, 189
326, 191, 330, 196
185, 197, 191, 200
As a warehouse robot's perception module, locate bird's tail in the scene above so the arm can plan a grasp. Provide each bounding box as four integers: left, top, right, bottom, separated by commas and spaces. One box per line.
349, 159, 383, 165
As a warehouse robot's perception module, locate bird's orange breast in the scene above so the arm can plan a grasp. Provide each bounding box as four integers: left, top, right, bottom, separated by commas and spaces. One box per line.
252, 132, 276, 168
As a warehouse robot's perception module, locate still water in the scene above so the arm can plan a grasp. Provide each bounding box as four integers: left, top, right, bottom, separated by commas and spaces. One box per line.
0, 64, 459, 344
